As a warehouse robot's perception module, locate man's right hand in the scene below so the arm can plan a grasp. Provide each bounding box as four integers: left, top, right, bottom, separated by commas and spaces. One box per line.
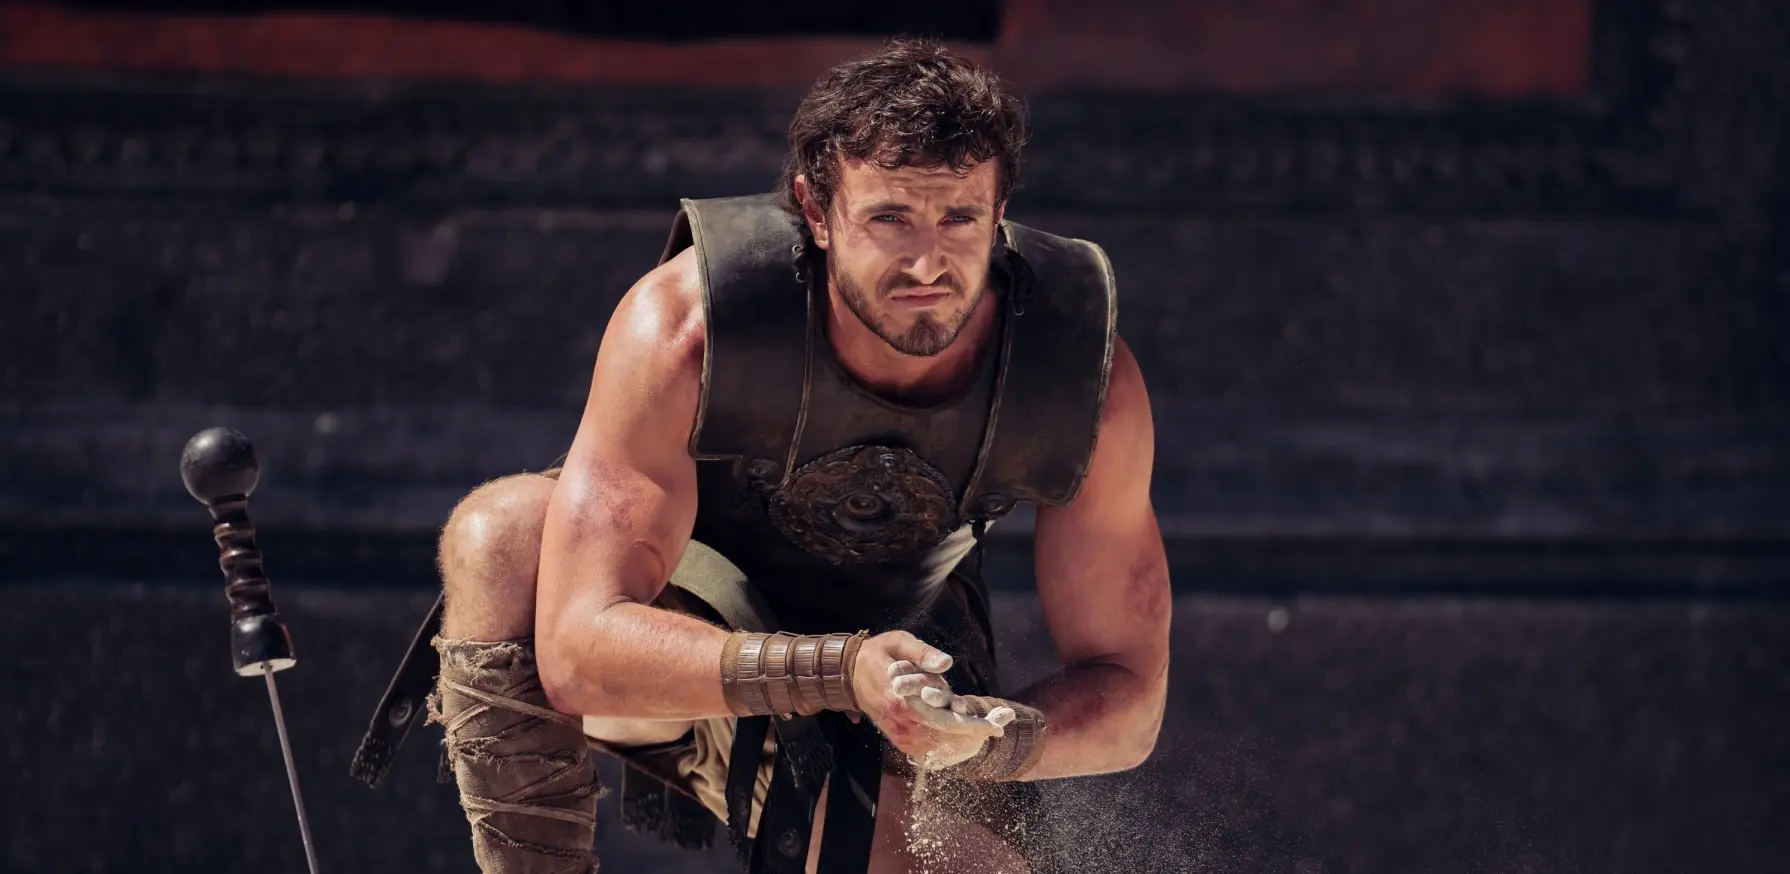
850, 630, 1012, 766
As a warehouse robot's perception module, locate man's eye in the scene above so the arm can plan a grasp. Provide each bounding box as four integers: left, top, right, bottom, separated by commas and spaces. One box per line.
945, 215, 974, 225
872, 215, 903, 224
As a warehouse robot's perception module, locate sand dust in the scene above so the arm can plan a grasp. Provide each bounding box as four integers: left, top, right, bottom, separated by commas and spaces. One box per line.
902, 766, 957, 874
900, 754, 1025, 874
897, 742, 1232, 874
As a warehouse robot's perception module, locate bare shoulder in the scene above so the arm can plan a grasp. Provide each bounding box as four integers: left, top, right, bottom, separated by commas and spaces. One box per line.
601, 245, 706, 379
562, 246, 708, 474
1099, 336, 1152, 436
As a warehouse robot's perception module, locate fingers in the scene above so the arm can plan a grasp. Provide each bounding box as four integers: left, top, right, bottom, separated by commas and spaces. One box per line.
889, 671, 951, 699
888, 665, 1019, 736
946, 696, 1016, 727
887, 659, 924, 680
904, 699, 1008, 737
872, 636, 1013, 746
884, 632, 954, 674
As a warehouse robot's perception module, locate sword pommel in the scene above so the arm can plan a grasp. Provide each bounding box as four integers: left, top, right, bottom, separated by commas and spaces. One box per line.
180, 425, 259, 503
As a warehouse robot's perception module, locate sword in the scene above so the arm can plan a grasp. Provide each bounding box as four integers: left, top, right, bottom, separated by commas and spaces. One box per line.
181, 426, 322, 874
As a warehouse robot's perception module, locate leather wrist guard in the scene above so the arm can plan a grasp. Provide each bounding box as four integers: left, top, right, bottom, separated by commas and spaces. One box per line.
720, 630, 867, 717
943, 696, 1049, 782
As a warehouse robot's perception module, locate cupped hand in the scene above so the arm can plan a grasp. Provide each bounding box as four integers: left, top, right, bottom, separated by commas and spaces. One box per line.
850, 631, 1012, 767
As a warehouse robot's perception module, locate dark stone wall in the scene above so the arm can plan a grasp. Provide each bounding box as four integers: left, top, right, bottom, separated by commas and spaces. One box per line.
4, 202, 1787, 550
2, 2, 1785, 570
2, 1, 1788, 871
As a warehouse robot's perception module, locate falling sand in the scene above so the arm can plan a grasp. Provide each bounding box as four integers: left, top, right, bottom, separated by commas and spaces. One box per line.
899, 754, 1032, 874
896, 739, 1240, 874
902, 766, 967, 874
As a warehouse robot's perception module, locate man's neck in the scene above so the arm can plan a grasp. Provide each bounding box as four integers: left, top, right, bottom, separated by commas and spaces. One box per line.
823, 285, 1002, 407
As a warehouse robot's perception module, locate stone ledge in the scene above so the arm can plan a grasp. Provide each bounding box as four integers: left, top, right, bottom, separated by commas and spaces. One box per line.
4, 583, 1783, 874
5, 402, 1785, 541
7, 524, 1788, 596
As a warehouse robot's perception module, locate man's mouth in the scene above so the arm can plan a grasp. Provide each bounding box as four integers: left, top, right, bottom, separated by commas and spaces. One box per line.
889, 287, 952, 305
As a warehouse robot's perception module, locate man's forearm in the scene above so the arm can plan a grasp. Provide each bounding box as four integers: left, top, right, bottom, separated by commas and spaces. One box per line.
537, 600, 867, 722
1008, 659, 1166, 780
537, 599, 734, 720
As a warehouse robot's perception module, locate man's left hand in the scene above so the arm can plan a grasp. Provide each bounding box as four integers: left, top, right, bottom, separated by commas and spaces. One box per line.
888, 670, 1018, 769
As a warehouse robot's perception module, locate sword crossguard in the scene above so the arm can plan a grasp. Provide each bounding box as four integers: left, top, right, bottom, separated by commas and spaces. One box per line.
181, 427, 296, 677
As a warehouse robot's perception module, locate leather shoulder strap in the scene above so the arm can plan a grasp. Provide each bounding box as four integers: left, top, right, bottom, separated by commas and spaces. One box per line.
664, 194, 812, 487
961, 221, 1118, 515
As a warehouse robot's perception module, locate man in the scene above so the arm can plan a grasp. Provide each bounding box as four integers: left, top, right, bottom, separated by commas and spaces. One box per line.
410, 38, 1170, 874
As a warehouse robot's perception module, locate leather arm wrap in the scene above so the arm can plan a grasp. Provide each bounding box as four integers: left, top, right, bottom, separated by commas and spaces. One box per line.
943, 696, 1049, 782
720, 631, 868, 717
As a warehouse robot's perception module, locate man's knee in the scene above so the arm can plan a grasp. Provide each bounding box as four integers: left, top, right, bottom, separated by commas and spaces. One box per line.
438, 473, 556, 637
440, 473, 555, 566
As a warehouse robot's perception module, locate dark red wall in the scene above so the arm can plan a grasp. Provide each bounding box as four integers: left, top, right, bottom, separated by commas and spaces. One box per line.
0, 0, 1588, 96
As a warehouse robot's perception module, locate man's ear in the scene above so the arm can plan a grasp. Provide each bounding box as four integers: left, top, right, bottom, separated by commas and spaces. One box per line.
794, 175, 830, 250
991, 199, 1009, 254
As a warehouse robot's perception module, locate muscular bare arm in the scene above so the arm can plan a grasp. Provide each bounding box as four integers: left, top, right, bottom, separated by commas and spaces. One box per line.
1010, 338, 1172, 779
533, 248, 733, 719
532, 251, 964, 733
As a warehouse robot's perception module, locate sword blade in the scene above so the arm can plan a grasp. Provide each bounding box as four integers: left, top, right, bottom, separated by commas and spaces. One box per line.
264, 664, 322, 874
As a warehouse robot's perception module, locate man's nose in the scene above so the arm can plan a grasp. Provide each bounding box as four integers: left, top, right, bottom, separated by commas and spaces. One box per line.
902, 234, 949, 286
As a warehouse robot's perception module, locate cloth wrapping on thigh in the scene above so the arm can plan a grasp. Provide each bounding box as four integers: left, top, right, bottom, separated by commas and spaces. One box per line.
431, 637, 603, 874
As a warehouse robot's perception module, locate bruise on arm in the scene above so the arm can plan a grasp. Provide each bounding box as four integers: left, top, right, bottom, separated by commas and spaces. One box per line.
1018, 338, 1173, 776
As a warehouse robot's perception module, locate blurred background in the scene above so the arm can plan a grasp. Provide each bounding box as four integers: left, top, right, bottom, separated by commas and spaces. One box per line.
2, 1, 1787, 871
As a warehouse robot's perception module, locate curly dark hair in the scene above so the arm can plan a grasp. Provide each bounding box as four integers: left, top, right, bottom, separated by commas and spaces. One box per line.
778, 37, 1029, 221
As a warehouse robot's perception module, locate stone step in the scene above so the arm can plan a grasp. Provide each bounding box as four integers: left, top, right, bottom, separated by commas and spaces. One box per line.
5, 582, 1784, 874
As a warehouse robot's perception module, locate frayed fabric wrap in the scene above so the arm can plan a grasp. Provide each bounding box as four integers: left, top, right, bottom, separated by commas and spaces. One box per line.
430, 637, 603, 874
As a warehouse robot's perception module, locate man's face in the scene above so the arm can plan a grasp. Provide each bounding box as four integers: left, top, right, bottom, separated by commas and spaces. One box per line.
804, 158, 1004, 357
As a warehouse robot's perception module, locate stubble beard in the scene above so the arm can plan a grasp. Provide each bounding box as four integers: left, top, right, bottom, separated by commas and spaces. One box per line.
833, 262, 982, 358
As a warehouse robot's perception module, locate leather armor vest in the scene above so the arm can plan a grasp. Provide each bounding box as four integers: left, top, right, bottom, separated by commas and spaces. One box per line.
661, 194, 1116, 633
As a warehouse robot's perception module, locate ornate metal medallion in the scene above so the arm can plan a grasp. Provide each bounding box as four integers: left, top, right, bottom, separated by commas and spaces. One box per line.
765, 445, 959, 565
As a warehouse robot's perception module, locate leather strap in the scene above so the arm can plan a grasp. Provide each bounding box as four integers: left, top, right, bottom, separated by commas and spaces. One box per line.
726, 714, 772, 863
751, 731, 823, 874
672, 541, 780, 631
349, 591, 444, 788
816, 715, 882, 874
673, 541, 848, 870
